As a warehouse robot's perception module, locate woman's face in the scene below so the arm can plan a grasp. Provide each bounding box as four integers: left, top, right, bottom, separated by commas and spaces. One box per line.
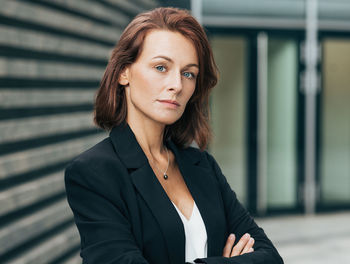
119, 29, 199, 126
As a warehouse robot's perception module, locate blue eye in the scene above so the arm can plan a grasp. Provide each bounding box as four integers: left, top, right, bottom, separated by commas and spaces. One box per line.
183, 72, 195, 79
155, 65, 166, 72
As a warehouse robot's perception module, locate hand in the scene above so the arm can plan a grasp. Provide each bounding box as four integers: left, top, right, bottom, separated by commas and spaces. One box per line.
222, 233, 255, 258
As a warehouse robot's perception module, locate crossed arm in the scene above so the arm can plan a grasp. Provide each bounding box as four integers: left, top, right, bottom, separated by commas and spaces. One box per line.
65, 154, 283, 264
192, 153, 284, 264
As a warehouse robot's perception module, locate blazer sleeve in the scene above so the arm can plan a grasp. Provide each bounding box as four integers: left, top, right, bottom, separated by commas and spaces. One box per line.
194, 152, 284, 264
64, 160, 149, 264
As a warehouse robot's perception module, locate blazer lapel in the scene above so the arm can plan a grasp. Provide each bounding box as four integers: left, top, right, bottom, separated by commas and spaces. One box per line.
109, 122, 185, 264
130, 165, 185, 264
168, 140, 227, 257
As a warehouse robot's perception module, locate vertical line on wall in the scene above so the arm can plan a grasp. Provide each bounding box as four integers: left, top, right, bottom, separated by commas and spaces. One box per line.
257, 31, 269, 215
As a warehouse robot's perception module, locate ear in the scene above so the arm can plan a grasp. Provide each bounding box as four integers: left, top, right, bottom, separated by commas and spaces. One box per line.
118, 67, 130, 86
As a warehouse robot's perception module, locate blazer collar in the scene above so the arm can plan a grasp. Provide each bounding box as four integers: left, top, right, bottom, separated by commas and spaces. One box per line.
109, 121, 201, 169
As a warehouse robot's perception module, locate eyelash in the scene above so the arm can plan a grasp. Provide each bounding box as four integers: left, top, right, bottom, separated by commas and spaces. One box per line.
155, 65, 196, 80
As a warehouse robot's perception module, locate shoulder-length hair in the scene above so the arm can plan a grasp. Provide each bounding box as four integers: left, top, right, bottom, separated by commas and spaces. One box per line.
93, 7, 218, 151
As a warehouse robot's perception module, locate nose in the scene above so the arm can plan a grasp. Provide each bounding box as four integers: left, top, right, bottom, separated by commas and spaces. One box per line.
167, 70, 183, 93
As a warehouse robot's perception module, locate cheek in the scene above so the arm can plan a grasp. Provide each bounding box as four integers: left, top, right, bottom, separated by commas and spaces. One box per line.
131, 70, 158, 97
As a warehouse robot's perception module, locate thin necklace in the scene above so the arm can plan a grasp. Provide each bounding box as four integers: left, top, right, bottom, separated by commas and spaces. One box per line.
152, 147, 170, 180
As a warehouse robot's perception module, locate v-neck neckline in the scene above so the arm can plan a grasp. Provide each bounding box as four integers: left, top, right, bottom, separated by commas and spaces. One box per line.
172, 200, 195, 222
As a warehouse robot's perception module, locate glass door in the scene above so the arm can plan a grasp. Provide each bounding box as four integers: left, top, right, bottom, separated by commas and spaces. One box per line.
209, 31, 301, 215
209, 35, 248, 205
320, 38, 350, 207
266, 37, 299, 211
256, 34, 300, 214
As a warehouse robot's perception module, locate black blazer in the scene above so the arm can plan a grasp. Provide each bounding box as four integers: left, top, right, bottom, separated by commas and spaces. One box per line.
64, 122, 283, 264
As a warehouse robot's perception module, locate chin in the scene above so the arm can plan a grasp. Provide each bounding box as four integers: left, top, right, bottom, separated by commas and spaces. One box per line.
156, 115, 182, 126
158, 119, 178, 126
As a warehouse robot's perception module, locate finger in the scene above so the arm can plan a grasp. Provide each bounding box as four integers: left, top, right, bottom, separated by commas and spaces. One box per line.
241, 237, 255, 255
248, 248, 254, 253
222, 234, 235, 257
230, 233, 250, 257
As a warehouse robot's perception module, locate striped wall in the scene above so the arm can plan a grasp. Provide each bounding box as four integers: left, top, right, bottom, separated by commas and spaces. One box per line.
0, 0, 158, 263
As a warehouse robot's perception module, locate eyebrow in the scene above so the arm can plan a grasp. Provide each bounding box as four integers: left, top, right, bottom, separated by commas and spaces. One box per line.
152, 55, 199, 69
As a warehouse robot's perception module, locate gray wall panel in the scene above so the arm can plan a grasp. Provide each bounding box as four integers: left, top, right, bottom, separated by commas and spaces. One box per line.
0, 90, 95, 107
0, 0, 159, 262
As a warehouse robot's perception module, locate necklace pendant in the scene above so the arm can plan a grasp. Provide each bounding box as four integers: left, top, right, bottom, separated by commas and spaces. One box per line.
163, 173, 168, 180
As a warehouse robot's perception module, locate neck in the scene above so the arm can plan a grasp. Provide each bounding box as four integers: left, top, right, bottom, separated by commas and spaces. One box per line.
126, 115, 167, 159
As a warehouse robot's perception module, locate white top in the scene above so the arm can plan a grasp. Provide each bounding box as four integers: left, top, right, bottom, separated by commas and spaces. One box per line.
171, 200, 208, 263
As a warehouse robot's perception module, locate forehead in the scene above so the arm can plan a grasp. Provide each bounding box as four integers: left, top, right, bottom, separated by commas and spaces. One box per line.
138, 29, 198, 63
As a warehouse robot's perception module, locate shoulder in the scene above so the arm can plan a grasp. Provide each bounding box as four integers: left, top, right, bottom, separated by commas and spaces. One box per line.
64, 137, 126, 189
177, 144, 216, 170
183, 146, 227, 185
69, 137, 114, 165
65, 137, 111, 173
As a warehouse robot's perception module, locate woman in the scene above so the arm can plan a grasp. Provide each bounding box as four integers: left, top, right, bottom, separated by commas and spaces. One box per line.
65, 7, 284, 264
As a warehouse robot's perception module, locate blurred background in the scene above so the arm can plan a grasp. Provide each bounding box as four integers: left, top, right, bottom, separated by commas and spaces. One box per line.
0, 0, 349, 263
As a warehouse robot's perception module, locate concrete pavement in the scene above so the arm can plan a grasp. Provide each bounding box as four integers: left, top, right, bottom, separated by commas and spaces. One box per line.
256, 211, 350, 264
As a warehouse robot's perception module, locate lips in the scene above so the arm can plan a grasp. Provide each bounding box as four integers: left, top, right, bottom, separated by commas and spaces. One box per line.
158, 99, 180, 106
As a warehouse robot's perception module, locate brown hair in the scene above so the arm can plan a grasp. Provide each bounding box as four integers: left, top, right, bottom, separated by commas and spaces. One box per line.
93, 7, 218, 150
